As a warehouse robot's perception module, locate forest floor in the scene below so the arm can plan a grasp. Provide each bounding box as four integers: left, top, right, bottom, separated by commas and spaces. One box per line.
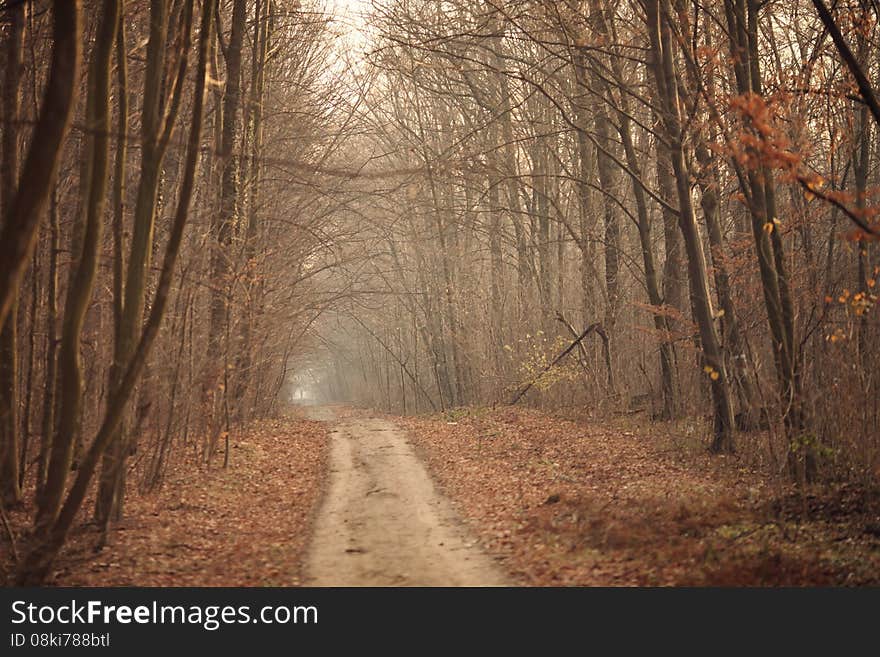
1, 415, 328, 586
3, 405, 878, 586
397, 407, 880, 585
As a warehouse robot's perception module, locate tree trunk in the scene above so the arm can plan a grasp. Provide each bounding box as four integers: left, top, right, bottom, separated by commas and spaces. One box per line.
618, 105, 678, 420
233, 0, 271, 419
37, 192, 59, 494
19, 0, 211, 585
591, 7, 675, 413
0, 0, 80, 334
96, 0, 188, 525
593, 98, 619, 391
695, 140, 760, 421
38, 0, 121, 533
487, 15, 530, 320
0, 0, 25, 506
647, 0, 736, 452
206, 0, 248, 429
724, 0, 806, 475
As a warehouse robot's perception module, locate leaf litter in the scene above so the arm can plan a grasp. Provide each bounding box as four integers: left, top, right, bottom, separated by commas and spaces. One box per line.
1, 416, 329, 586
399, 407, 880, 586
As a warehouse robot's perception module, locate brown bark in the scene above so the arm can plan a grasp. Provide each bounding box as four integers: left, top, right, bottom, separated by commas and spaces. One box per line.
37, 192, 59, 494
19, 0, 212, 585
647, 0, 736, 452
0, 0, 25, 506
724, 0, 806, 475
233, 0, 271, 417
0, 0, 80, 333
96, 0, 192, 524
37, 0, 121, 533
591, 6, 676, 416
206, 0, 248, 426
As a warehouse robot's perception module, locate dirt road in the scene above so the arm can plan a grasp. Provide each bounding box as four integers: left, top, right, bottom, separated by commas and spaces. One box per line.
304, 409, 508, 586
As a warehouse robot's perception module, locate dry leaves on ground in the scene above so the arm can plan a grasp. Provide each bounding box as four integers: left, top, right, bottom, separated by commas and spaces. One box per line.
1, 416, 328, 586
400, 407, 880, 586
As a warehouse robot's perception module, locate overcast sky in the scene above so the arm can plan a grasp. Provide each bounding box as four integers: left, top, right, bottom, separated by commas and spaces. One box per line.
331, 0, 373, 51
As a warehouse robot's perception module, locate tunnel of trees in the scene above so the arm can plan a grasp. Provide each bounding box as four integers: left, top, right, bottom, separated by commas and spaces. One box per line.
0, 0, 878, 584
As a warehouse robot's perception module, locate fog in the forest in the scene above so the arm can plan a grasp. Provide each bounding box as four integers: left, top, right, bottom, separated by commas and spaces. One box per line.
1, 0, 878, 586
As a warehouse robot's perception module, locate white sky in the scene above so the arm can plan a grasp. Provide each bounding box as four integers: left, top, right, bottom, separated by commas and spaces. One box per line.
329, 0, 374, 53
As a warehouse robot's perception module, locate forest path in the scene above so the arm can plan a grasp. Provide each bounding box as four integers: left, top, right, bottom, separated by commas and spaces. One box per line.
303, 407, 509, 586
